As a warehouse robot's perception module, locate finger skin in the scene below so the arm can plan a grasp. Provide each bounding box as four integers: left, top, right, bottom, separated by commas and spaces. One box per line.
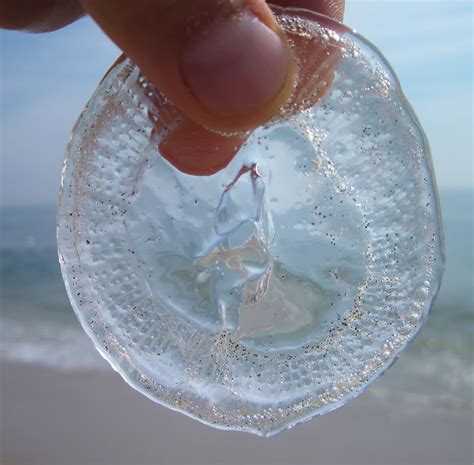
159, 121, 247, 176
0, 0, 84, 32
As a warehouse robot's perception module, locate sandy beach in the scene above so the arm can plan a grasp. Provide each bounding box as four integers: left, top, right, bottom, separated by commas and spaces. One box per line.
1, 359, 472, 465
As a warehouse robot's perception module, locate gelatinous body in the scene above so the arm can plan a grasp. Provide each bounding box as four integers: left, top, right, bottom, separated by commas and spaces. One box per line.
57, 8, 444, 436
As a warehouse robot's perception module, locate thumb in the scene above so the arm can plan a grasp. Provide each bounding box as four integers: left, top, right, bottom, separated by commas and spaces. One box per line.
80, 0, 297, 133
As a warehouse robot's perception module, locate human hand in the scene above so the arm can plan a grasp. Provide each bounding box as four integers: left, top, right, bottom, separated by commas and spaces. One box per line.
0, 0, 345, 173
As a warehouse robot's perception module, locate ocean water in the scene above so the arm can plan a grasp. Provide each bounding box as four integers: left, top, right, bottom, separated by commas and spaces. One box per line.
1, 189, 472, 412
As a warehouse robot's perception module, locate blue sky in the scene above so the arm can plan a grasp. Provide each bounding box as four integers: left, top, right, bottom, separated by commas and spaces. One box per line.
1, 0, 472, 206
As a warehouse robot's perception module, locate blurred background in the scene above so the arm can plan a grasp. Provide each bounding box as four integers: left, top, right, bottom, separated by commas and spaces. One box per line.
1, 1, 472, 464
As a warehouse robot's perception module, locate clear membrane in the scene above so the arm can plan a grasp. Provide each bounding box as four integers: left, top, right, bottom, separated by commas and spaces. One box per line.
57, 8, 444, 436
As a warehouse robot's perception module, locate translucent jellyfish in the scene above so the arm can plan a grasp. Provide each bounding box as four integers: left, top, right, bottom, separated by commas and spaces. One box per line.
57, 7, 444, 436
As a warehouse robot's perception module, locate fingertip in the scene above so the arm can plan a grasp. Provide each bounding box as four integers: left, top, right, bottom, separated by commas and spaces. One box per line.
159, 119, 247, 176
175, 1, 298, 133
0, 0, 84, 32
180, 10, 291, 119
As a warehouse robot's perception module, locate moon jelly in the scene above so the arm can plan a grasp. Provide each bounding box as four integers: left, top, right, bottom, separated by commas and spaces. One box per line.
57, 7, 444, 436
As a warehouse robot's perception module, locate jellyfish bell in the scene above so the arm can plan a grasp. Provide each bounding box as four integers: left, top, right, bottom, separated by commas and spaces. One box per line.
57, 7, 444, 436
